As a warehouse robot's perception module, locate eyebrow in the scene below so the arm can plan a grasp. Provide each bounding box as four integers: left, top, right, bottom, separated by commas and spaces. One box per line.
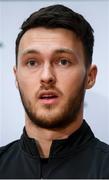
21, 48, 79, 60
54, 48, 79, 58
21, 49, 40, 56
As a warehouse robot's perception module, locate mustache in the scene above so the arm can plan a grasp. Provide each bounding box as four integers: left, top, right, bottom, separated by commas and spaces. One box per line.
36, 84, 63, 97
17, 81, 63, 99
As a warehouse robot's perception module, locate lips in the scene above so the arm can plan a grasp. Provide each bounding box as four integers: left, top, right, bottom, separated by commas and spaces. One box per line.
38, 91, 59, 104
40, 94, 58, 99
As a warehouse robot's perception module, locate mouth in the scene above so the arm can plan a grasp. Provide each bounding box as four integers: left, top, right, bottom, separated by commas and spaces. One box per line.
38, 91, 59, 105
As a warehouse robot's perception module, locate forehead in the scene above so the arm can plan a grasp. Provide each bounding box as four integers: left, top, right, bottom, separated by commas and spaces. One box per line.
18, 27, 84, 60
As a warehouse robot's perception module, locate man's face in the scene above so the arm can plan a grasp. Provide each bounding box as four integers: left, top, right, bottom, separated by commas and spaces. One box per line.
14, 27, 88, 129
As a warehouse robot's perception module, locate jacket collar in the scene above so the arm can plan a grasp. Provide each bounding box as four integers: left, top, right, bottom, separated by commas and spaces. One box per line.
20, 120, 95, 158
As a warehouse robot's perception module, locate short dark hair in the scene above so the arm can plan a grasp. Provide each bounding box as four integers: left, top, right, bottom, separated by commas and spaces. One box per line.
15, 4, 94, 67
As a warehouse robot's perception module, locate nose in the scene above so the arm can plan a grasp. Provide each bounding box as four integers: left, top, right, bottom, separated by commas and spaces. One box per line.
40, 63, 56, 86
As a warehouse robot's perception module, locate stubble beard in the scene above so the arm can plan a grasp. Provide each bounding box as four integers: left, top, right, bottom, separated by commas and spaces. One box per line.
18, 79, 86, 130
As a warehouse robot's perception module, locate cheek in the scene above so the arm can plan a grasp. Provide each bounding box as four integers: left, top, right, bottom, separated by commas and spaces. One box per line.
17, 74, 38, 97
57, 68, 86, 93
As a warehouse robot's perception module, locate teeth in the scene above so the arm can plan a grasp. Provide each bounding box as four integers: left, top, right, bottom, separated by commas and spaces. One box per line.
41, 94, 56, 99
42, 95, 53, 97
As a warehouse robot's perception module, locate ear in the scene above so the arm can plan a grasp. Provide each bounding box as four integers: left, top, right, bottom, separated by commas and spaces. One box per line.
85, 65, 97, 89
13, 66, 18, 89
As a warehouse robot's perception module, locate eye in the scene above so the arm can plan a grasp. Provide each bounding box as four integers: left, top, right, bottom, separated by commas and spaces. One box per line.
27, 59, 38, 68
58, 59, 71, 66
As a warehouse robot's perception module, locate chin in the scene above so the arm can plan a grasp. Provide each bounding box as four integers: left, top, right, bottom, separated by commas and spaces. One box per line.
29, 107, 67, 129
36, 107, 61, 122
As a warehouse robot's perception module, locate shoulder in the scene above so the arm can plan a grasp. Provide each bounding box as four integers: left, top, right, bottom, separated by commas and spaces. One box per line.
95, 138, 109, 153
93, 138, 109, 167
93, 138, 109, 178
0, 140, 21, 158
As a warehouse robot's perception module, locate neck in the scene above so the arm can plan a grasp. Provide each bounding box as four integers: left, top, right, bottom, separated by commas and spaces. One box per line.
25, 114, 83, 158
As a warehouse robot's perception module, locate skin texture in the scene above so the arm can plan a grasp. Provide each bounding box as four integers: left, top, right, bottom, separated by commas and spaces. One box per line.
14, 27, 97, 157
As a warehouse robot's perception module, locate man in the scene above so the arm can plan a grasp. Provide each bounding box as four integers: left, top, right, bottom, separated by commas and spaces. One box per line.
0, 4, 109, 179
